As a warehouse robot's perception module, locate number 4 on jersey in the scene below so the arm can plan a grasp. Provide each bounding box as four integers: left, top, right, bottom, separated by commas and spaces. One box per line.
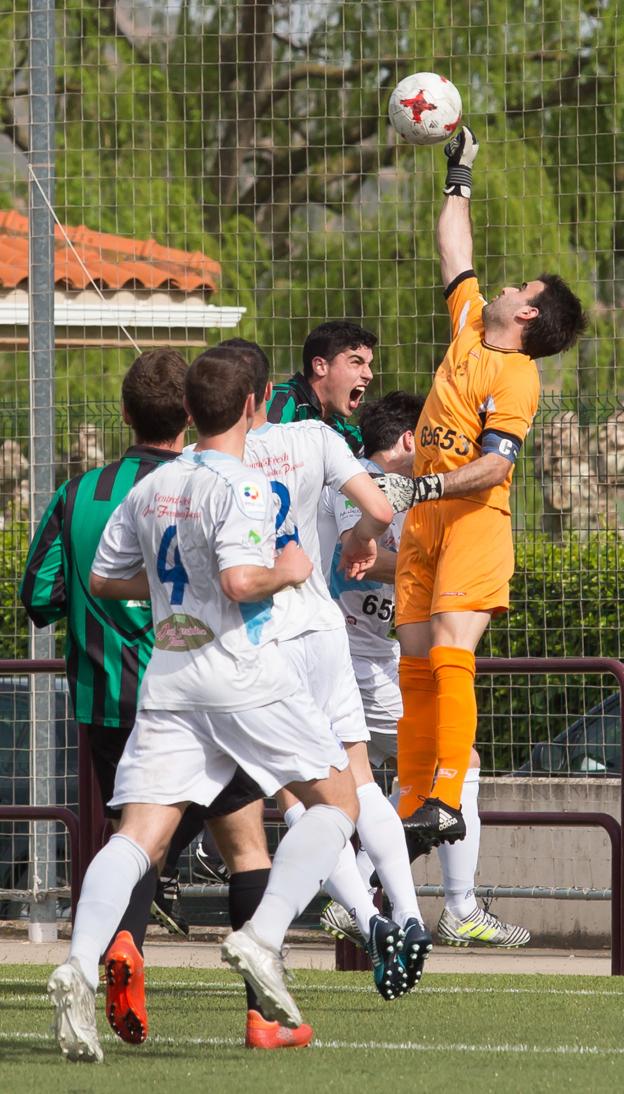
157, 525, 189, 605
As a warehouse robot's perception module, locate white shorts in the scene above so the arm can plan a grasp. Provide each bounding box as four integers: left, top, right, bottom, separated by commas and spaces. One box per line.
280, 629, 369, 744
108, 692, 348, 808
351, 655, 401, 766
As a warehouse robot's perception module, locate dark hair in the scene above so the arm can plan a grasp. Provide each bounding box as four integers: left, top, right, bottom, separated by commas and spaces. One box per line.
122, 348, 188, 443
521, 274, 588, 359
359, 390, 425, 459
218, 338, 270, 405
186, 346, 255, 436
302, 321, 377, 379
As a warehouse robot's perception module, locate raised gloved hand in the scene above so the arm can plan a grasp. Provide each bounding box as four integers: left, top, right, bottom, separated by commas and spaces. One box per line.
371, 472, 445, 513
443, 125, 479, 199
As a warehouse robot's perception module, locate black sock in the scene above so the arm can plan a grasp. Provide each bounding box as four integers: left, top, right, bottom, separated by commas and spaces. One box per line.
106, 864, 158, 955
163, 804, 207, 876
229, 868, 271, 1016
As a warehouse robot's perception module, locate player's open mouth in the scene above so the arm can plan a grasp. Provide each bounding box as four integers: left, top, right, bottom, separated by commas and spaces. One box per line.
349, 386, 366, 410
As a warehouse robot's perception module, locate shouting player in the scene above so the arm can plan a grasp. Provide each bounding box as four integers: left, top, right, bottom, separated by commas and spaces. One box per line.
376, 128, 587, 869
46, 347, 362, 1062
267, 320, 375, 454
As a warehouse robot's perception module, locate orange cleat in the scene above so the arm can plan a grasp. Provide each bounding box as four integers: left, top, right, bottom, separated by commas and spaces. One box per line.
104, 930, 148, 1045
245, 1008, 313, 1050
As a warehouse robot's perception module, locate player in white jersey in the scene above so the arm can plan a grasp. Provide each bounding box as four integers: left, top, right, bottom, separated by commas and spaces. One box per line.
318, 390, 531, 951
46, 347, 365, 1063
194, 340, 431, 1003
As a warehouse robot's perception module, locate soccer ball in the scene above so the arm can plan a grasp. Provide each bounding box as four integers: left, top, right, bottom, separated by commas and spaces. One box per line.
388, 72, 462, 146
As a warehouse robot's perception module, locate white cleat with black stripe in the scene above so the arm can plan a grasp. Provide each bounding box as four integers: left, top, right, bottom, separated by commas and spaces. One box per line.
438, 906, 531, 948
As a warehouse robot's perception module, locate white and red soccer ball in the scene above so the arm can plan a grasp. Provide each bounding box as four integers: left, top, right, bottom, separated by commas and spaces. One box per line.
388, 72, 462, 146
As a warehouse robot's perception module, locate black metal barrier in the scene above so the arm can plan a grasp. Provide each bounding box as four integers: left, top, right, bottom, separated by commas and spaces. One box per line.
0, 805, 81, 921
336, 657, 624, 976
1, 656, 623, 972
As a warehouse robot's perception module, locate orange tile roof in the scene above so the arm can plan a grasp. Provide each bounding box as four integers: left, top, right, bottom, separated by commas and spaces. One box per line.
0, 210, 220, 294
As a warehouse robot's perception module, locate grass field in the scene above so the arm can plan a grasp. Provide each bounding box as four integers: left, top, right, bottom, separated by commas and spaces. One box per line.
1, 965, 624, 1093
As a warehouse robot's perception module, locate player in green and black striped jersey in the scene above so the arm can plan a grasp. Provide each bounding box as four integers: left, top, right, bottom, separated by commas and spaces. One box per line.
20, 349, 203, 950
266, 320, 377, 454
21, 350, 188, 733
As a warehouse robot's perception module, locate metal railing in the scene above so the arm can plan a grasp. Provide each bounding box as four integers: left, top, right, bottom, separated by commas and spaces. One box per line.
333, 657, 624, 975
1, 656, 623, 972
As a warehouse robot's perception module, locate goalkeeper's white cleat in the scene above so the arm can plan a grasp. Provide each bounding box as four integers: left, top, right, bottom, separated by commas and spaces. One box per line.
48, 957, 103, 1063
222, 922, 303, 1029
438, 905, 530, 948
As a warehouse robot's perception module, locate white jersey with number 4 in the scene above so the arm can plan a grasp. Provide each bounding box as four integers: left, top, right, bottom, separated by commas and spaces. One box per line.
318, 457, 405, 661
92, 448, 294, 713
244, 421, 365, 640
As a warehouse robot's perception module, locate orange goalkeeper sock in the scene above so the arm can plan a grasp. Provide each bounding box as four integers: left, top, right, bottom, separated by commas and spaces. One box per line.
429, 645, 477, 811
396, 656, 437, 819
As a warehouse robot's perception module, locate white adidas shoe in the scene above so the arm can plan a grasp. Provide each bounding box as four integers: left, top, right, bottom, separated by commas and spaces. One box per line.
320, 900, 366, 949
47, 957, 103, 1063
438, 905, 530, 948
222, 923, 302, 1028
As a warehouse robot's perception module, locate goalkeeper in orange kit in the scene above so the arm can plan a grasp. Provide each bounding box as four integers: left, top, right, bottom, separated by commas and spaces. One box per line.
377, 126, 587, 866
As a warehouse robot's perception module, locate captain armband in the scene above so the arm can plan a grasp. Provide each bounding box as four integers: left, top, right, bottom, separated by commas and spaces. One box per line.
481, 430, 522, 463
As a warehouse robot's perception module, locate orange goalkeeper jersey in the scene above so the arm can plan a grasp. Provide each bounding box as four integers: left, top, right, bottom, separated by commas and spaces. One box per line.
414, 271, 540, 515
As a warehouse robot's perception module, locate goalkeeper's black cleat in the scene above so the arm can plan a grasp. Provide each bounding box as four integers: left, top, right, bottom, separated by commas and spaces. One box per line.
365, 915, 408, 1002
402, 797, 466, 861
398, 918, 433, 991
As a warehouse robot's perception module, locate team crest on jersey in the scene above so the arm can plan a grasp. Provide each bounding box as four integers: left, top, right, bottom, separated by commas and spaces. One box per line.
239, 481, 264, 511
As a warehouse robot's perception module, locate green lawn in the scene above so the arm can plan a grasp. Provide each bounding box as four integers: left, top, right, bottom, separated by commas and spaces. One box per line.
1, 966, 623, 1093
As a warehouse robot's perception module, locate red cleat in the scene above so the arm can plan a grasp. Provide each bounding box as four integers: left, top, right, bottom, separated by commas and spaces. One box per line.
104, 930, 148, 1045
245, 1009, 313, 1050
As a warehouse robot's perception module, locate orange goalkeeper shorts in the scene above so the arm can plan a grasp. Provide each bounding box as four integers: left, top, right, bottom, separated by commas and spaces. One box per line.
395, 498, 515, 624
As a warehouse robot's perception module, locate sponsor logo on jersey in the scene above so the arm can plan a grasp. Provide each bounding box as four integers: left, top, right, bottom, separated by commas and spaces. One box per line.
155, 613, 214, 651
247, 529, 262, 544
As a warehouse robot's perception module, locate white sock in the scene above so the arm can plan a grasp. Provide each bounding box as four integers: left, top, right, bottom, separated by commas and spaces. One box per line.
355, 845, 376, 892
282, 798, 377, 938
283, 801, 306, 829
355, 781, 423, 928
438, 768, 481, 919
354, 784, 401, 888
70, 833, 150, 990
324, 840, 378, 939
250, 804, 354, 952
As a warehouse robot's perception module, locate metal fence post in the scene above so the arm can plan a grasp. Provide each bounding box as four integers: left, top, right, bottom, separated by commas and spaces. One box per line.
27, 0, 57, 942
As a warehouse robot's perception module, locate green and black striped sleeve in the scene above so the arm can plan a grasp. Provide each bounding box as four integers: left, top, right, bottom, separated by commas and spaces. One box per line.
20, 482, 69, 627
266, 385, 302, 423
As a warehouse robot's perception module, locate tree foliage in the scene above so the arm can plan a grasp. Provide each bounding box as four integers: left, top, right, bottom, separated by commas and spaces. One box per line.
0, 0, 621, 396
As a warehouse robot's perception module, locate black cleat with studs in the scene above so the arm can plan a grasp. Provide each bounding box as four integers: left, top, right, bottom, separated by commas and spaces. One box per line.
398, 918, 433, 990
365, 914, 409, 1001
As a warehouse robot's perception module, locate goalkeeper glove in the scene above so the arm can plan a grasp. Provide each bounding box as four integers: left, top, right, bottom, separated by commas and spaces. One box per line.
372, 472, 445, 513
443, 125, 479, 199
